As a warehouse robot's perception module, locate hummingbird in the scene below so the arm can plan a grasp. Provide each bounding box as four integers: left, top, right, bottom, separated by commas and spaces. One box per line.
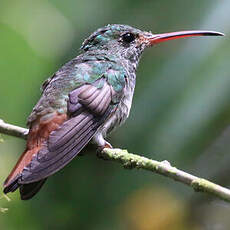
3, 24, 223, 200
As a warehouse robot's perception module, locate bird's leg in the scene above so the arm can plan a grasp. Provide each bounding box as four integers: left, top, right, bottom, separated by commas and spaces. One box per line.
103, 141, 113, 149
97, 141, 112, 153
96, 140, 113, 160
92, 132, 112, 155
96, 139, 113, 152
78, 133, 112, 157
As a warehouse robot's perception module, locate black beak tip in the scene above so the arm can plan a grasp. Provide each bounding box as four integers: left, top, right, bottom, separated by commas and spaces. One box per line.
206, 31, 225, 36
218, 32, 225, 36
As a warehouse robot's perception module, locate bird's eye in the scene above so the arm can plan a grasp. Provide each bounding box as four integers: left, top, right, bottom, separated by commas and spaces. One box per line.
122, 33, 136, 43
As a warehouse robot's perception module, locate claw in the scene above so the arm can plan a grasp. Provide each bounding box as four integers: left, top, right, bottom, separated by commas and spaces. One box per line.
97, 141, 112, 152
104, 142, 112, 149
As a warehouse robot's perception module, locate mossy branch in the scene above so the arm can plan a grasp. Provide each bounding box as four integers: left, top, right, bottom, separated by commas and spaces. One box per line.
1, 119, 230, 202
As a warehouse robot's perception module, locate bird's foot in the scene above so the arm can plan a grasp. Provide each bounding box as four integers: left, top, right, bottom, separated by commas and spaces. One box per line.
103, 141, 113, 149
97, 141, 112, 152
96, 141, 112, 159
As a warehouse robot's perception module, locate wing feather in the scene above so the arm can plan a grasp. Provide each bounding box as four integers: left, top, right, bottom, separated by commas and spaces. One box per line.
22, 120, 99, 182
48, 112, 92, 151
19, 80, 115, 183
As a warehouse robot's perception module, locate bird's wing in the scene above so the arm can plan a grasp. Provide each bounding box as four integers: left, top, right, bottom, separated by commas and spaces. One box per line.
19, 78, 121, 183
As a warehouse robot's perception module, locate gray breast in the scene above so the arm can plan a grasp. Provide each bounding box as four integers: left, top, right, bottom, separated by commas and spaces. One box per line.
100, 69, 136, 137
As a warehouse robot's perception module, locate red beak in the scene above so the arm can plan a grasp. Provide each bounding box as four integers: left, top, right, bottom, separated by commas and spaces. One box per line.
147, 30, 224, 45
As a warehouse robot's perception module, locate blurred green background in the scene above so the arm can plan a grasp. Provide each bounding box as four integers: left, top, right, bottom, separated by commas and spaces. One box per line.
0, 0, 230, 229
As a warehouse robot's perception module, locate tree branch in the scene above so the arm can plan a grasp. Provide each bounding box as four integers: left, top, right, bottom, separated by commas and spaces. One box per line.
1, 119, 230, 202
0, 119, 28, 139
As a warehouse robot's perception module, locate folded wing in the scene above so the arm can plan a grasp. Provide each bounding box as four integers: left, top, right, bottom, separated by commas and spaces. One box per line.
20, 80, 115, 183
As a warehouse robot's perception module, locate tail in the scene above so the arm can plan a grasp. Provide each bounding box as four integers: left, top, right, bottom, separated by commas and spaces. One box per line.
19, 179, 47, 200
3, 112, 67, 200
3, 176, 47, 200
3, 145, 47, 200
3, 147, 45, 199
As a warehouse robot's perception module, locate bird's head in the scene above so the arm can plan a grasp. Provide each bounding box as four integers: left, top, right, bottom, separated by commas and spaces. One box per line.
81, 24, 223, 64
